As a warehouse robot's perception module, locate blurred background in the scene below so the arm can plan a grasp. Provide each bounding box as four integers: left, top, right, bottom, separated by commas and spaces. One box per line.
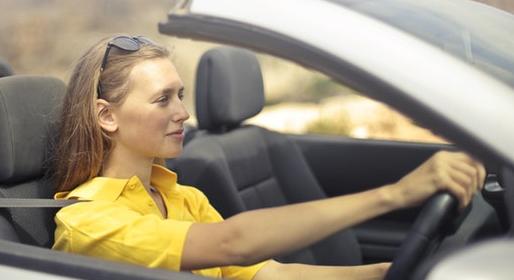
1, 0, 512, 143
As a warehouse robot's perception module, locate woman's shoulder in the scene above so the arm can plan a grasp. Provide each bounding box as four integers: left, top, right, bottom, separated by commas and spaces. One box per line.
55, 199, 127, 216
54, 200, 127, 228
54, 176, 127, 202
175, 184, 210, 203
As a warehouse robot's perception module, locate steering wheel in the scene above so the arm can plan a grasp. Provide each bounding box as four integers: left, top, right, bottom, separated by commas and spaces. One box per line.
384, 193, 460, 280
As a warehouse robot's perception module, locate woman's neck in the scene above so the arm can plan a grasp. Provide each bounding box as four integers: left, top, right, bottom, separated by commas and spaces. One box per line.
101, 144, 154, 188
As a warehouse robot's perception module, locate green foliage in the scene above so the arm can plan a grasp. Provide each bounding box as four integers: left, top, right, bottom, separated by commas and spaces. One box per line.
305, 112, 352, 136
304, 77, 346, 100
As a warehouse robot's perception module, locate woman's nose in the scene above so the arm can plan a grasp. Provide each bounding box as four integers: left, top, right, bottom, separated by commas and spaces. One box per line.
172, 101, 190, 122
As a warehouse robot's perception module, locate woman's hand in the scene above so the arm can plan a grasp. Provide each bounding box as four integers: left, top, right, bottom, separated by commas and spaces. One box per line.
391, 151, 486, 209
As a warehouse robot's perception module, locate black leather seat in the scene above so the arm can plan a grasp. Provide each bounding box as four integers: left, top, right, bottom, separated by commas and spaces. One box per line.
172, 47, 362, 265
0, 75, 65, 247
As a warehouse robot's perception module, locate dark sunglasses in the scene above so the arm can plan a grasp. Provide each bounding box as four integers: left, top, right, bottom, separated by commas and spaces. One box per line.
97, 35, 154, 97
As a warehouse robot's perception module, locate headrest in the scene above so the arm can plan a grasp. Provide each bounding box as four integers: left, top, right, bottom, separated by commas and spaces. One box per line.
0, 58, 14, 77
195, 47, 265, 130
0, 75, 65, 183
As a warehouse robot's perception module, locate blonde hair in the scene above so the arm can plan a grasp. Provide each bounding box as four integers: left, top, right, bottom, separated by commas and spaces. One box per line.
53, 35, 170, 192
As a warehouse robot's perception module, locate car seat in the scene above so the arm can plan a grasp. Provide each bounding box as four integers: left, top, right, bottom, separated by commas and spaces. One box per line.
0, 75, 65, 247
171, 47, 362, 265
0, 58, 14, 77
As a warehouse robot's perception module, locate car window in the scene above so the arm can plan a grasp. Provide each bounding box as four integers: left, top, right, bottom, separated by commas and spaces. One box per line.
246, 53, 448, 144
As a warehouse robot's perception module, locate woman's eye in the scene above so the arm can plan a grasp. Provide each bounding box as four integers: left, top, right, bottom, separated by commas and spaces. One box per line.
157, 96, 170, 104
178, 93, 185, 100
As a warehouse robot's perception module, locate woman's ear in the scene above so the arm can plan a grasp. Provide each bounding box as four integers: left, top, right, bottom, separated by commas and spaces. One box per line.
96, 99, 118, 133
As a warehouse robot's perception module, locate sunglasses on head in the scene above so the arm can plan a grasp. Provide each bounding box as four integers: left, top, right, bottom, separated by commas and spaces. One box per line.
97, 35, 155, 97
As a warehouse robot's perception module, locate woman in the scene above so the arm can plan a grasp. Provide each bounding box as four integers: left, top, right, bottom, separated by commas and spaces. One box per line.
52, 35, 485, 279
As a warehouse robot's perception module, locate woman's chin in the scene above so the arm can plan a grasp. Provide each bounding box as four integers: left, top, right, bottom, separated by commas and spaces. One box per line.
160, 148, 183, 159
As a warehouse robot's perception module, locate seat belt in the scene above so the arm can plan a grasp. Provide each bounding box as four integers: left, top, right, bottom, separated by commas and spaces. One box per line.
0, 198, 81, 208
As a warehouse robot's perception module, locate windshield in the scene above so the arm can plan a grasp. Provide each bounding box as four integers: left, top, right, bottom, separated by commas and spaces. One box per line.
331, 0, 514, 88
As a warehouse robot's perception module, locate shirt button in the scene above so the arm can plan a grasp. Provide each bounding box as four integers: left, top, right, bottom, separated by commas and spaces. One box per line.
147, 200, 154, 207
128, 184, 136, 190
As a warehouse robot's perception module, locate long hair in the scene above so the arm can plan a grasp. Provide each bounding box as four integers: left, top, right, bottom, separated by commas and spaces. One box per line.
52, 35, 170, 192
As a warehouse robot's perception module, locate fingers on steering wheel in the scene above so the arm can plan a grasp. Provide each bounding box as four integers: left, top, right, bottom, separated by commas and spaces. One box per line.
448, 169, 473, 198
438, 172, 468, 209
449, 161, 478, 193
456, 153, 486, 191
449, 152, 487, 194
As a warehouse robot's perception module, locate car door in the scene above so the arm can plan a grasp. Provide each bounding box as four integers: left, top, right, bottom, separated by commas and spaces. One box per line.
290, 134, 448, 263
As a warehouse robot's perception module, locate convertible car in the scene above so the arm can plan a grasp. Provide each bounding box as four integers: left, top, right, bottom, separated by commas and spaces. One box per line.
0, 0, 513, 279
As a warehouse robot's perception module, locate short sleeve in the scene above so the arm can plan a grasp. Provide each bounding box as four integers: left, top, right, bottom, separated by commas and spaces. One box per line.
53, 200, 192, 271
220, 261, 270, 280
190, 187, 225, 223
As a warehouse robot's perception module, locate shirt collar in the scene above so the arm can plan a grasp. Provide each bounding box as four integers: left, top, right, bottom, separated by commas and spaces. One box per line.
151, 164, 178, 197
54, 164, 179, 201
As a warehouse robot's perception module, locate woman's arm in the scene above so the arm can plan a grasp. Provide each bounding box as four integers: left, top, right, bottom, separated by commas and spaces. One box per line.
253, 260, 390, 280
181, 151, 485, 270
182, 181, 398, 269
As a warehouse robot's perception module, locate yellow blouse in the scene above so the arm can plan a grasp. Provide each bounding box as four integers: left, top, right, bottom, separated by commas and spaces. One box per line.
52, 164, 268, 279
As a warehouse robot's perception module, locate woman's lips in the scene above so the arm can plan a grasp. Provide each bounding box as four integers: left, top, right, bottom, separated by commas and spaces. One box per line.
166, 129, 184, 140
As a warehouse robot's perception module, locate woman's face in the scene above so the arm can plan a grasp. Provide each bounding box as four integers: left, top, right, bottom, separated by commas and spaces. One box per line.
110, 57, 190, 159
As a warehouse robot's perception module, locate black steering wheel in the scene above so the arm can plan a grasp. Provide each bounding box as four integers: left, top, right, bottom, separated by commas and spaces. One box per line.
384, 193, 459, 280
